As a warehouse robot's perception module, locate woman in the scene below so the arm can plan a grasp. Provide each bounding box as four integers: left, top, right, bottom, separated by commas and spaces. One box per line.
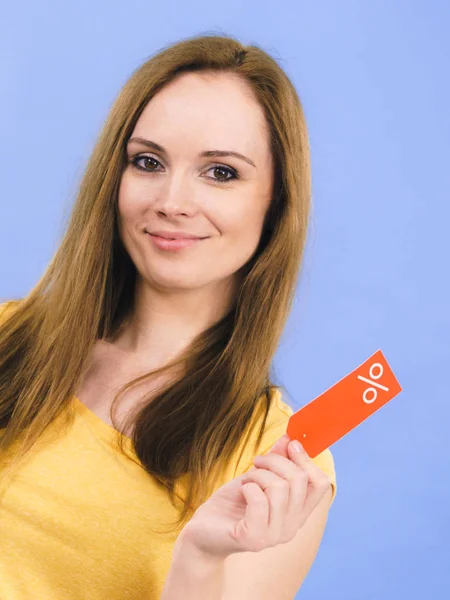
0, 34, 337, 599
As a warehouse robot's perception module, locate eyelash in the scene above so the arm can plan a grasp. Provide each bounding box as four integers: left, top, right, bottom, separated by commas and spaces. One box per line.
128, 154, 240, 184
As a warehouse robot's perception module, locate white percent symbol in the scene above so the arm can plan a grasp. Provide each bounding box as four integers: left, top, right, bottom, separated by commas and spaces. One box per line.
357, 362, 389, 404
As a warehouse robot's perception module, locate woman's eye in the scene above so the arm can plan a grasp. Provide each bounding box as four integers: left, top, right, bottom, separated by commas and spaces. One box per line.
130, 156, 160, 171
205, 165, 238, 184
129, 155, 238, 184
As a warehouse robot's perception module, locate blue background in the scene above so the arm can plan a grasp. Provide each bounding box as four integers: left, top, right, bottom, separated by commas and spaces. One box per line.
1, 1, 449, 597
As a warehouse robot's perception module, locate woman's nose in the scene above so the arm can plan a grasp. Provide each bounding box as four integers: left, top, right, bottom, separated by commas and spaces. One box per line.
152, 172, 196, 215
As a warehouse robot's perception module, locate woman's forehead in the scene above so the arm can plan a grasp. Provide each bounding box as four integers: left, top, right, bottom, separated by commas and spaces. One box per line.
130, 73, 270, 164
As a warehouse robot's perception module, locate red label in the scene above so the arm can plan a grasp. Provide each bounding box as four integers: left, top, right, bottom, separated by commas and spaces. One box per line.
286, 349, 402, 458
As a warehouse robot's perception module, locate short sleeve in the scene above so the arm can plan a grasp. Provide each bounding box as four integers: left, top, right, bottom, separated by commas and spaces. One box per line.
233, 388, 337, 505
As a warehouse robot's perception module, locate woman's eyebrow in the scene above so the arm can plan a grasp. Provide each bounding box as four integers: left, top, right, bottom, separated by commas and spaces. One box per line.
127, 137, 256, 168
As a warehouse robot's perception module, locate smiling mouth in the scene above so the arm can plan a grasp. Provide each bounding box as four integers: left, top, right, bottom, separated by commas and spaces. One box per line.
146, 232, 208, 252
149, 233, 206, 241
145, 230, 207, 241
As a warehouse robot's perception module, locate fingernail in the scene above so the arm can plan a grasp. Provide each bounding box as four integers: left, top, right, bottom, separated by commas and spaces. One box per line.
290, 440, 302, 453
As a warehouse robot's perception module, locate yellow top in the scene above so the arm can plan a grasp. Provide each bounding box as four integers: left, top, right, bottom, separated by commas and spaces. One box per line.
0, 300, 337, 600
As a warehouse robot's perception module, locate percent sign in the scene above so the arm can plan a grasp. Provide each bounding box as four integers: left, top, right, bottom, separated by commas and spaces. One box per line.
357, 362, 389, 404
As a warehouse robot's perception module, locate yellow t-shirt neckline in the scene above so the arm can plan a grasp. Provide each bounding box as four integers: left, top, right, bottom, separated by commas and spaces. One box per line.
71, 394, 136, 453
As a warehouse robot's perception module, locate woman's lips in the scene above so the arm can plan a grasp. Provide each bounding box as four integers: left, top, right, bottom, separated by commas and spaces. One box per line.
147, 232, 207, 252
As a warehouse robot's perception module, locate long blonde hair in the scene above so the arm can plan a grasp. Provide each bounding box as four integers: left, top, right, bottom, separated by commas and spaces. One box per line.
0, 33, 311, 533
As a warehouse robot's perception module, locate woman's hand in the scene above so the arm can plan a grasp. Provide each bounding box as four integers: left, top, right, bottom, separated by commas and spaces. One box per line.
180, 433, 332, 560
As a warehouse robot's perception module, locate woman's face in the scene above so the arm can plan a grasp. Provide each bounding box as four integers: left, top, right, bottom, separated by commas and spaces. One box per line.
118, 71, 274, 296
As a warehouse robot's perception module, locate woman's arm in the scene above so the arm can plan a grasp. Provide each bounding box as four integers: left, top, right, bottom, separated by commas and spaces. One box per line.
160, 529, 225, 600
160, 435, 332, 599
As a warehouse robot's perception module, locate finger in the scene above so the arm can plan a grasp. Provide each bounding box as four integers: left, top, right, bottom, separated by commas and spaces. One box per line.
236, 482, 270, 552
300, 466, 333, 517
287, 440, 321, 486
241, 467, 291, 546
266, 433, 291, 458
252, 451, 302, 478
248, 454, 309, 533
241, 465, 258, 475
287, 441, 332, 518
251, 445, 329, 520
